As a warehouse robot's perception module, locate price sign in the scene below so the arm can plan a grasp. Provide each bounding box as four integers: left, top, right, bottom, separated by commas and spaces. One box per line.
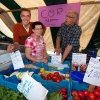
83, 57, 100, 86
9, 50, 24, 70
51, 54, 62, 64
72, 53, 87, 65
17, 74, 48, 100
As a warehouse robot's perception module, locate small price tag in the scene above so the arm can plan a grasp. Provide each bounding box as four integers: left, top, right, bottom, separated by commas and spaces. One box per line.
17, 74, 48, 100
83, 57, 100, 86
51, 54, 62, 64
9, 50, 24, 70
72, 53, 87, 65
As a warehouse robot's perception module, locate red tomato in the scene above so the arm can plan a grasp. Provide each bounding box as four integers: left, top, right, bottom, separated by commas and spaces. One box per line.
62, 94, 68, 100
41, 76, 46, 80
60, 75, 65, 80
73, 96, 80, 100
71, 90, 78, 96
61, 88, 67, 93
56, 90, 61, 94
53, 72, 59, 76
48, 73, 53, 78
88, 93, 95, 100
56, 78, 61, 83
83, 90, 90, 97
95, 98, 100, 100
93, 90, 100, 97
51, 75, 57, 82
96, 86, 100, 92
78, 91, 84, 99
47, 75, 51, 80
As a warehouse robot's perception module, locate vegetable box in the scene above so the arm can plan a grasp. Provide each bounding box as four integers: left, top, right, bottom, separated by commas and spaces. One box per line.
32, 73, 70, 95
70, 80, 89, 100
23, 59, 71, 73
0, 75, 18, 91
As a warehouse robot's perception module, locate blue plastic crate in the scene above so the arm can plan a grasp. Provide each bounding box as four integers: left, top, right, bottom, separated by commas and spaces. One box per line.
48, 60, 71, 74
23, 59, 49, 70
15, 68, 40, 74
48, 59, 70, 67
0, 75, 18, 91
86, 49, 97, 58
0, 65, 14, 76
71, 71, 84, 83
70, 80, 89, 100
71, 80, 89, 91
23, 59, 71, 73
32, 74, 70, 96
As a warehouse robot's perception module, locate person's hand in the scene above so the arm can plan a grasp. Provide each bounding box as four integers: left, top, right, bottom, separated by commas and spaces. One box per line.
7, 44, 16, 52
41, 58, 48, 64
54, 48, 61, 55
61, 57, 65, 64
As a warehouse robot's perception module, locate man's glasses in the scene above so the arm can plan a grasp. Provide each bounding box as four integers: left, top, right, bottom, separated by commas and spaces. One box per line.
66, 15, 76, 18
34, 28, 43, 31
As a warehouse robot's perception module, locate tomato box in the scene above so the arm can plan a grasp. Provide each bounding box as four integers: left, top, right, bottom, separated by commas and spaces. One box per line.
32, 73, 70, 95
70, 80, 89, 100
71, 80, 89, 91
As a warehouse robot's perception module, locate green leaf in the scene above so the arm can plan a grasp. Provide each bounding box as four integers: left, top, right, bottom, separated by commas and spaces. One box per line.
49, 92, 62, 100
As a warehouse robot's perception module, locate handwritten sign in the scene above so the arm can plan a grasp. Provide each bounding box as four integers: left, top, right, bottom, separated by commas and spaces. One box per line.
9, 50, 24, 70
83, 57, 100, 86
17, 74, 48, 100
38, 3, 81, 27
72, 53, 87, 65
51, 54, 62, 64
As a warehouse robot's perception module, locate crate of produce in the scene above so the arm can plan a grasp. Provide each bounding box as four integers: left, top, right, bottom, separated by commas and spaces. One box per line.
48, 59, 70, 69
32, 69, 70, 92
24, 58, 71, 72
48, 60, 71, 72
0, 75, 18, 91
70, 80, 100, 100
32, 73, 71, 100
70, 79, 90, 100
70, 70, 84, 83
71, 80, 89, 91
0, 67, 40, 91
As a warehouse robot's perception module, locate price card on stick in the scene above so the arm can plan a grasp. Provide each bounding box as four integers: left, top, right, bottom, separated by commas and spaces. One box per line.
9, 50, 24, 70
72, 53, 87, 65
17, 74, 48, 100
83, 57, 100, 86
51, 54, 62, 64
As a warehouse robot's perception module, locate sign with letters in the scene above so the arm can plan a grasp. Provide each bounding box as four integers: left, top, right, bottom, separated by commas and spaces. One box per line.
72, 53, 87, 65
51, 54, 62, 64
72, 53, 87, 71
9, 50, 24, 70
83, 57, 100, 86
17, 74, 48, 100
38, 3, 81, 27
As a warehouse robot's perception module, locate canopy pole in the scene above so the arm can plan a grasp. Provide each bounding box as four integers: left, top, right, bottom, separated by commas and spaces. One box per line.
0, 7, 38, 14
81, 1, 100, 5
0, 1, 100, 13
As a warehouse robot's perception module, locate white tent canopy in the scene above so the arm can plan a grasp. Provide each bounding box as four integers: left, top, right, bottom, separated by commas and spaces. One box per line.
0, 0, 100, 51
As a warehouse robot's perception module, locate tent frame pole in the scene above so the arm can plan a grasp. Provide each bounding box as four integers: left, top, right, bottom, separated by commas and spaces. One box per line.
1, 1, 100, 13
